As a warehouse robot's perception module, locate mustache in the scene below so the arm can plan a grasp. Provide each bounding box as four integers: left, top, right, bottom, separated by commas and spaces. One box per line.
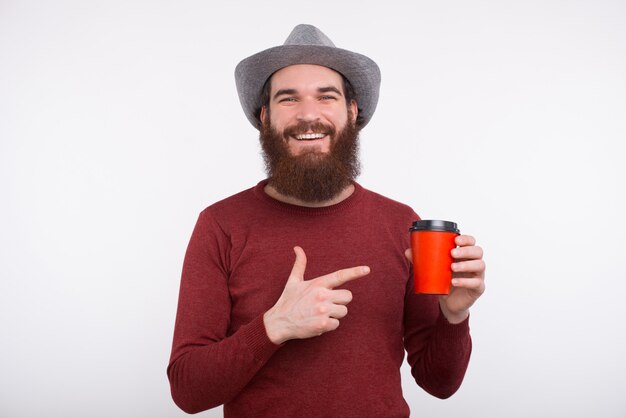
282, 121, 336, 139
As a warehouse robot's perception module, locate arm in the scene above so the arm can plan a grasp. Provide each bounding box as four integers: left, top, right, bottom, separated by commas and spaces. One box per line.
403, 295, 472, 399
167, 215, 370, 413
166, 211, 280, 414
403, 234, 486, 398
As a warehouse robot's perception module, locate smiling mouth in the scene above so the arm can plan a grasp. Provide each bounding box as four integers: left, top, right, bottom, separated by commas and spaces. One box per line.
293, 133, 327, 141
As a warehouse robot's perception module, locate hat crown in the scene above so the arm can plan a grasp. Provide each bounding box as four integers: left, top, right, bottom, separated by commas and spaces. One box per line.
235, 24, 380, 130
283, 24, 336, 47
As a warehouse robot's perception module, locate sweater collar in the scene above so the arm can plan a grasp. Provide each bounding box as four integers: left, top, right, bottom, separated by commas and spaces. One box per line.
253, 179, 365, 216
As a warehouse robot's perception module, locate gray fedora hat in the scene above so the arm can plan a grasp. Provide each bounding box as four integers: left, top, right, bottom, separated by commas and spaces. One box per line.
235, 24, 381, 130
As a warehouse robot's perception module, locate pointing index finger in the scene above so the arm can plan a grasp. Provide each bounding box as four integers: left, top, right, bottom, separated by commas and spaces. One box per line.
319, 265, 370, 288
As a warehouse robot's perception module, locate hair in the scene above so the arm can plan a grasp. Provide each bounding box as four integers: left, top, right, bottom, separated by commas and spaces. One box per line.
255, 71, 363, 128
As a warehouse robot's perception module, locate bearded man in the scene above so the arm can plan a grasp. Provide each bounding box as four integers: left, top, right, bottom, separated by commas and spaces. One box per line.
167, 25, 486, 417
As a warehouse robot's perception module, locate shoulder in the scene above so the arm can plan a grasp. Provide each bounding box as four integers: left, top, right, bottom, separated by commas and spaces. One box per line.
358, 185, 418, 219
205, 186, 256, 213
195, 181, 276, 233
193, 184, 258, 227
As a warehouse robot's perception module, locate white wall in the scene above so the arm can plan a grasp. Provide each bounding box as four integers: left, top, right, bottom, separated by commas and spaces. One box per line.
1, 1, 625, 417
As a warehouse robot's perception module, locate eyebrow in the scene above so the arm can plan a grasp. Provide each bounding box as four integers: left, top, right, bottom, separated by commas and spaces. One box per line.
273, 88, 297, 100
272, 86, 343, 101
318, 86, 342, 95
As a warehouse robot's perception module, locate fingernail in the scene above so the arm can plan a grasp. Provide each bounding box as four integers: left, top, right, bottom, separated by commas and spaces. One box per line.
362, 266, 370, 274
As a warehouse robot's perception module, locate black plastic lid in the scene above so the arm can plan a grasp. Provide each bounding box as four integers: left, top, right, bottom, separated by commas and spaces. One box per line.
409, 220, 460, 234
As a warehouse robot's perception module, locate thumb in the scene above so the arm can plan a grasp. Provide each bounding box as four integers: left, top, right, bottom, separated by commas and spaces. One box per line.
287, 246, 307, 283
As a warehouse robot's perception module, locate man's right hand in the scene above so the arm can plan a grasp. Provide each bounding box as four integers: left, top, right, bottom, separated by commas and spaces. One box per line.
263, 246, 370, 345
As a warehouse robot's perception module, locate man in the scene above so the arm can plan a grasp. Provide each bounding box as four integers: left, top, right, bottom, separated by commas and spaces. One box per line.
167, 24, 486, 417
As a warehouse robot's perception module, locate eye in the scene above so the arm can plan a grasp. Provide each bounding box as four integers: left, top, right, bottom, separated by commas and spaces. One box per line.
279, 97, 298, 103
320, 95, 337, 101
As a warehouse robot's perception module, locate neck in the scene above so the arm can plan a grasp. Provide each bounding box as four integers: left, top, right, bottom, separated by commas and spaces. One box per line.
264, 182, 355, 208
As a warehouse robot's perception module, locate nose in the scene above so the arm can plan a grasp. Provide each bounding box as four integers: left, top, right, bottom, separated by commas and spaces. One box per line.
295, 99, 321, 123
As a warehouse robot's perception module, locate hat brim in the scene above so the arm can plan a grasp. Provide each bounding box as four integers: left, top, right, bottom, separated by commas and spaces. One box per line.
235, 44, 381, 130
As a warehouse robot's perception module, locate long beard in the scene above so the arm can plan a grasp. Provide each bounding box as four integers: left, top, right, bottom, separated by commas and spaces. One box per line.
259, 115, 361, 203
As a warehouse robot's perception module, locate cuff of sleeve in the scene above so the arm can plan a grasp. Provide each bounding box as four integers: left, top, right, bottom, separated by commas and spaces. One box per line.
436, 309, 471, 339
242, 314, 283, 363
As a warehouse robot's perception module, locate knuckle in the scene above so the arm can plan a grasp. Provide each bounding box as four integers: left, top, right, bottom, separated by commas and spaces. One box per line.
315, 288, 328, 301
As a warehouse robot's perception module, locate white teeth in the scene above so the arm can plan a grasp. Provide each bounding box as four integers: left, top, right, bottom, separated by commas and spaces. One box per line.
295, 133, 326, 140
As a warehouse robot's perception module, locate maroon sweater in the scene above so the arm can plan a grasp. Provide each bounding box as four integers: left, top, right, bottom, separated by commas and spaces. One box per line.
167, 180, 471, 417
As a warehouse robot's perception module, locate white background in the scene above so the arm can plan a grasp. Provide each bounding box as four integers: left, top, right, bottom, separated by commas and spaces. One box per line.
1, 1, 625, 417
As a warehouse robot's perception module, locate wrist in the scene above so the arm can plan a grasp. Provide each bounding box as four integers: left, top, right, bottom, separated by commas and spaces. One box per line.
263, 309, 287, 345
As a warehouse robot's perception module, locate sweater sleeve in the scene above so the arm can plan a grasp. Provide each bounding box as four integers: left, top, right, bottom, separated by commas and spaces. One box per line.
402, 278, 472, 399
167, 210, 281, 414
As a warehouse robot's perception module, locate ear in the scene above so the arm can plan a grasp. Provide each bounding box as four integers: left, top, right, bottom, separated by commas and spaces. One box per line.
259, 105, 267, 126
349, 100, 358, 124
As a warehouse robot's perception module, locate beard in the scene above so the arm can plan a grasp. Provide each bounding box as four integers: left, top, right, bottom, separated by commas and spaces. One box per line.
259, 113, 361, 203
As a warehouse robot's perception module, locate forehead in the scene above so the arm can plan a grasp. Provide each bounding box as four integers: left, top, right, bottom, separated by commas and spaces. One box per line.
269, 64, 343, 91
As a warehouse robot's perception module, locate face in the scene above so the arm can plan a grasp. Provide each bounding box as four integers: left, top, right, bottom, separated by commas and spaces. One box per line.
260, 64, 358, 156
258, 65, 361, 203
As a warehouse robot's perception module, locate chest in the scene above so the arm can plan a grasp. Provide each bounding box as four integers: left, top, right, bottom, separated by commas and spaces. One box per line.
224, 216, 411, 334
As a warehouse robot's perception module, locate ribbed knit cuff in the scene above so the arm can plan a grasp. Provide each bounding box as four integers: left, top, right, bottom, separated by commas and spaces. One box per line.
436, 310, 471, 340
242, 314, 283, 364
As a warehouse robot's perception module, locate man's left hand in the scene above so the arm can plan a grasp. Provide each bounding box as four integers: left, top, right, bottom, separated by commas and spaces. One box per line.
405, 234, 486, 324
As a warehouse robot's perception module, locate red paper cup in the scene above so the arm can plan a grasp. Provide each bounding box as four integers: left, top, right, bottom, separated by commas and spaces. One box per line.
409, 220, 460, 295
